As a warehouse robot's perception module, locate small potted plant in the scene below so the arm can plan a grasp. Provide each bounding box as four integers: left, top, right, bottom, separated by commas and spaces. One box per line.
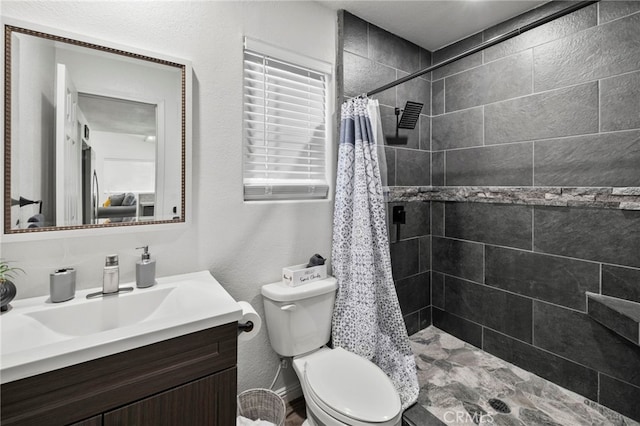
0, 260, 23, 312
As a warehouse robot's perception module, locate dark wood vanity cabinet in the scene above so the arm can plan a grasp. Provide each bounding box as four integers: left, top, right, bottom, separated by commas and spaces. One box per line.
103, 368, 236, 425
1, 322, 238, 426
70, 417, 103, 426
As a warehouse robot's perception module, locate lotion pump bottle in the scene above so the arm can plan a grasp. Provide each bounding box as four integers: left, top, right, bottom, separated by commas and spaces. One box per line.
136, 246, 156, 288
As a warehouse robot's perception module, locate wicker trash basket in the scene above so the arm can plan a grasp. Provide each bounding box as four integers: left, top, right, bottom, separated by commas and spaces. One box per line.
237, 388, 286, 426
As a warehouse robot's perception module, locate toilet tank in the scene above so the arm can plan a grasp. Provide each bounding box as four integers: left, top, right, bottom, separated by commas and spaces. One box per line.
261, 277, 337, 357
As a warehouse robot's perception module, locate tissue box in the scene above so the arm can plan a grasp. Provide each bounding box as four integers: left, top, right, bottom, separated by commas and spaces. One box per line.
282, 263, 327, 287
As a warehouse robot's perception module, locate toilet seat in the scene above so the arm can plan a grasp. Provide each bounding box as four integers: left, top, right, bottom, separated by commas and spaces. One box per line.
302, 347, 401, 424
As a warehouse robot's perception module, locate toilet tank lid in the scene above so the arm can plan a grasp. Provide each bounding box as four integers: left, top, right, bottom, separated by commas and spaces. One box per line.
261, 277, 337, 302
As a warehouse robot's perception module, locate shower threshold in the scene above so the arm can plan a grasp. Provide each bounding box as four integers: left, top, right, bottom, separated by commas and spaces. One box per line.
406, 326, 639, 426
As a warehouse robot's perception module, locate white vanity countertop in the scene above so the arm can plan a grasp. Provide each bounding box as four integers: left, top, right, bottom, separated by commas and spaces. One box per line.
0, 271, 242, 384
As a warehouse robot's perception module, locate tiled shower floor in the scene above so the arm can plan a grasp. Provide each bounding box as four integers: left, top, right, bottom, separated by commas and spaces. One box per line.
408, 327, 639, 426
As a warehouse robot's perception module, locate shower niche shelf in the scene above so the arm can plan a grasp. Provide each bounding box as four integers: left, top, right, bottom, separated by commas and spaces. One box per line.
587, 293, 640, 346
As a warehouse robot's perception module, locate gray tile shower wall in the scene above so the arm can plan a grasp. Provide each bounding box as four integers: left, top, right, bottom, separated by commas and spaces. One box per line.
431, 237, 483, 283
533, 11, 640, 91
432, 32, 483, 80
431, 107, 483, 151
598, 0, 640, 24
481, 327, 599, 401
444, 50, 533, 111
445, 143, 533, 186
485, 246, 600, 311
534, 131, 640, 187
444, 203, 532, 250
600, 71, 640, 131
602, 265, 640, 303
340, 11, 431, 187
534, 207, 640, 267
483, 82, 599, 144
339, 3, 640, 421
482, 3, 597, 63
430, 2, 640, 421
599, 375, 640, 422
432, 205, 640, 422
339, 11, 432, 333
389, 205, 431, 335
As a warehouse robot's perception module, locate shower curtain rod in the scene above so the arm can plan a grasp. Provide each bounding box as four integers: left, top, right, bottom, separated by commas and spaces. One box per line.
365, 0, 599, 97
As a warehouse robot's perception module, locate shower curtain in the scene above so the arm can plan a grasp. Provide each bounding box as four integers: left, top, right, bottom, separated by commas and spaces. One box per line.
331, 97, 418, 409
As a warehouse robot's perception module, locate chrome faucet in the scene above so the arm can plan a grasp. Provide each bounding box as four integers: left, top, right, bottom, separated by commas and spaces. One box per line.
87, 254, 134, 299
103, 254, 120, 294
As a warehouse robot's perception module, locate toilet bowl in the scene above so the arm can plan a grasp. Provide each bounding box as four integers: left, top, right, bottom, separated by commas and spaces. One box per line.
294, 347, 401, 426
261, 277, 402, 426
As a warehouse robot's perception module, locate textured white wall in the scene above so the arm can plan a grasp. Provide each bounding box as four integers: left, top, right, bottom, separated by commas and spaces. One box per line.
1, 1, 337, 393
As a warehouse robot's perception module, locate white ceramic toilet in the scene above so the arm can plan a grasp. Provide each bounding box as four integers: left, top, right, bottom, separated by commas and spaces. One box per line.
261, 277, 402, 426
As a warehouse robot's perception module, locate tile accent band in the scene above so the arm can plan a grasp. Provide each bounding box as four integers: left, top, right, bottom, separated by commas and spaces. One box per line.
386, 186, 640, 210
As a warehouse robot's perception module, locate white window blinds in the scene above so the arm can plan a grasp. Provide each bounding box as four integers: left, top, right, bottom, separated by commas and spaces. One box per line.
243, 39, 330, 200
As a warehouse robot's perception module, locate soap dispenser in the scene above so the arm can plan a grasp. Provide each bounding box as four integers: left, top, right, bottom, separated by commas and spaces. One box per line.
135, 246, 156, 288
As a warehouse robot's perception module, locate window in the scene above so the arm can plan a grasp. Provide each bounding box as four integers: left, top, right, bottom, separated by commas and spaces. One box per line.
243, 37, 331, 201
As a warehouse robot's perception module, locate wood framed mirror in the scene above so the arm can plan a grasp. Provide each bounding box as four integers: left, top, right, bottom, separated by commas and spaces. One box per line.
3, 19, 191, 236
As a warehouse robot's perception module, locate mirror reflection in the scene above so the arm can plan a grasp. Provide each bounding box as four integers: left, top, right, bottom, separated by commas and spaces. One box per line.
79, 94, 158, 225
6, 25, 186, 233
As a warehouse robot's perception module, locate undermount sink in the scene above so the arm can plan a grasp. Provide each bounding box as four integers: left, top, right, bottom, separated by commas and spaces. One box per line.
0, 271, 242, 384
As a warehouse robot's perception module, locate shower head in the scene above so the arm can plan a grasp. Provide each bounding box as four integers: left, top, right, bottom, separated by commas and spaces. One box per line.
397, 101, 423, 130
386, 101, 424, 145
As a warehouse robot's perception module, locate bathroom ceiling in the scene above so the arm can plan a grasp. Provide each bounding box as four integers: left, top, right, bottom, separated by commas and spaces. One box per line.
318, 0, 549, 51
78, 93, 156, 136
